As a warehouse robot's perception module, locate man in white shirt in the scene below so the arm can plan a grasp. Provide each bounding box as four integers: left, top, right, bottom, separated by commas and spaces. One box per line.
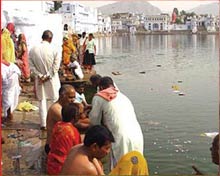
89, 76, 144, 169
29, 30, 61, 130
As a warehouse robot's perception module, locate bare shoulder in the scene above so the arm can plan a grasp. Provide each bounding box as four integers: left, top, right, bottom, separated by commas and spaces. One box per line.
47, 102, 62, 120
61, 145, 98, 175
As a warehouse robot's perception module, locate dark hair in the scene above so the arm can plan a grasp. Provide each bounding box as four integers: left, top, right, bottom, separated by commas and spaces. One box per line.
84, 125, 115, 147
99, 76, 114, 89
74, 83, 84, 90
61, 103, 79, 123
59, 84, 74, 96
42, 30, 53, 40
89, 33, 94, 38
90, 74, 102, 83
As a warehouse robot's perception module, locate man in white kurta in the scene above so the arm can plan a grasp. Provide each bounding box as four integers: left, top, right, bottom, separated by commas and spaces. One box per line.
29, 30, 61, 129
2, 60, 21, 120
89, 76, 144, 169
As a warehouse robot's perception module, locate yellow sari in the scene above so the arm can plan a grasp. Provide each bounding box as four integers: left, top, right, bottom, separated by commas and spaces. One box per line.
109, 151, 149, 175
1, 28, 15, 63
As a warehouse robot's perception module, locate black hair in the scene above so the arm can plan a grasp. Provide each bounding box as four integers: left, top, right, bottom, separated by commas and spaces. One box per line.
90, 74, 102, 83
42, 30, 53, 40
61, 103, 79, 123
59, 84, 74, 96
74, 83, 85, 89
99, 76, 114, 90
84, 125, 115, 147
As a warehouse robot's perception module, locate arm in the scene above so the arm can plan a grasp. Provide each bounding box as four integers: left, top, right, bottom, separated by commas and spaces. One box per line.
94, 44, 96, 56
29, 49, 44, 78
89, 96, 103, 125
92, 158, 104, 175
48, 49, 61, 77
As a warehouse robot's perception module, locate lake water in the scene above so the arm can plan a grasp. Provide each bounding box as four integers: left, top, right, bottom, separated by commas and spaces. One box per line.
94, 34, 219, 175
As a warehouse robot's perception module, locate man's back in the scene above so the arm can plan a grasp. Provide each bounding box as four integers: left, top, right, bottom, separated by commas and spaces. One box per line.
60, 145, 99, 175
46, 102, 62, 145
29, 41, 57, 75
90, 91, 143, 163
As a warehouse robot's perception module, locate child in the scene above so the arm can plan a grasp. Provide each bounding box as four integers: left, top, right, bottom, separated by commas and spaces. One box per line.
74, 84, 91, 109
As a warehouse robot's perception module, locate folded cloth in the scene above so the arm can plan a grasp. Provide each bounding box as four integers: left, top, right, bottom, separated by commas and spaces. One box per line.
96, 87, 118, 102
17, 101, 39, 112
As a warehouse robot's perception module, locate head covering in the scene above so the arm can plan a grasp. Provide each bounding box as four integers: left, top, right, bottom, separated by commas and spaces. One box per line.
109, 151, 149, 175
1, 28, 16, 63
6, 23, 15, 34
18, 33, 26, 43
63, 34, 69, 41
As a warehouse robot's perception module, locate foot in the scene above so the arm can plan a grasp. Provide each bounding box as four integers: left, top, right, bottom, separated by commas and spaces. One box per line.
40, 126, 47, 131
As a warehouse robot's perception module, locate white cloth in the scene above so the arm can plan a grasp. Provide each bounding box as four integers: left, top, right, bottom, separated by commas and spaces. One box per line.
79, 37, 86, 46
68, 61, 84, 79
29, 40, 61, 127
89, 91, 144, 168
1, 62, 21, 116
74, 92, 86, 104
85, 39, 96, 54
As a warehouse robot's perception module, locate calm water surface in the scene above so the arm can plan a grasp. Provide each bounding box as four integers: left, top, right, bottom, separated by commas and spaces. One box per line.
95, 34, 219, 175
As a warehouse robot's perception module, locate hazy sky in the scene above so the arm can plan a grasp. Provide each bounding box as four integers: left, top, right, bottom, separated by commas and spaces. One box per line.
2, 1, 218, 13
76, 1, 217, 12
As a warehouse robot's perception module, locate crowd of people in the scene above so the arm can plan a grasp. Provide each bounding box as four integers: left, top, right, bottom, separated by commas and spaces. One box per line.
1, 24, 220, 175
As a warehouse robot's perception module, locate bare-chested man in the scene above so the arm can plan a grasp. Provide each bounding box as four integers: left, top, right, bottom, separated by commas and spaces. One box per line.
60, 125, 115, 175
45, 84, 76, 154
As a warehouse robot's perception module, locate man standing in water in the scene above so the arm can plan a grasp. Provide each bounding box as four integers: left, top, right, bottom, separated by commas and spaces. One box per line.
29, 30, 61, 130
89, 76, 144, 168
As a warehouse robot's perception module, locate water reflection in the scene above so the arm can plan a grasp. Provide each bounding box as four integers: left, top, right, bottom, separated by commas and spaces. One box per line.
96, 34, 218, 175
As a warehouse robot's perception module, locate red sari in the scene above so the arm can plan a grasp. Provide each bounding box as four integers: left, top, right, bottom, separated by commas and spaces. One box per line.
16, 34, 30, 79
47, 121, 81, 175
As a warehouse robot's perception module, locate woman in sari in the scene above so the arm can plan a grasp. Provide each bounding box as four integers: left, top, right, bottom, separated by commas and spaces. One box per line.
16, 33, 30, 82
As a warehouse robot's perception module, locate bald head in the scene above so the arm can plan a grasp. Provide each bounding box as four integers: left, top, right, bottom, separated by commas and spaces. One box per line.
59, 84, 76, 105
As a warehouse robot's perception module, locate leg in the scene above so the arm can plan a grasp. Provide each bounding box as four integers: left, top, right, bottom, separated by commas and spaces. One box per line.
39, 99, 47, 128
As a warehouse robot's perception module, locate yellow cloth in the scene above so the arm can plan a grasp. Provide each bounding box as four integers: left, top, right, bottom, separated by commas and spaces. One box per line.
1, 28, 15, 63
109, 151, 149, 175
62, 38, 76, 65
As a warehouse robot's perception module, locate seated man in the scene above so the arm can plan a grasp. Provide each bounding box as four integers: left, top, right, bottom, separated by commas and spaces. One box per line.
74, 83, 91, 108
60, 125, 115, 175
45, 84, 76, 154
47, 103, 81, 175
68, 56, 84, 80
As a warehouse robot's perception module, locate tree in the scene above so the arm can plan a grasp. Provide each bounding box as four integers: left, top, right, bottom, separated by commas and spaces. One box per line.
180, 10, 186, 16
54, 1, 62, 11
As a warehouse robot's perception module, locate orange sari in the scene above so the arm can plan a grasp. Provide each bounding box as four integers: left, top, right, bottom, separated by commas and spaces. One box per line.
47, 121, 81, 175
62, 39, 76, 65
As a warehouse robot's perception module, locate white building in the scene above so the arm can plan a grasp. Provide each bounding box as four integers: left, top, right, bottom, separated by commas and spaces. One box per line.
2, 1, 63, 50
97, 12, 112, 34
59, 2, 98, 34
144, 14, 170, 31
